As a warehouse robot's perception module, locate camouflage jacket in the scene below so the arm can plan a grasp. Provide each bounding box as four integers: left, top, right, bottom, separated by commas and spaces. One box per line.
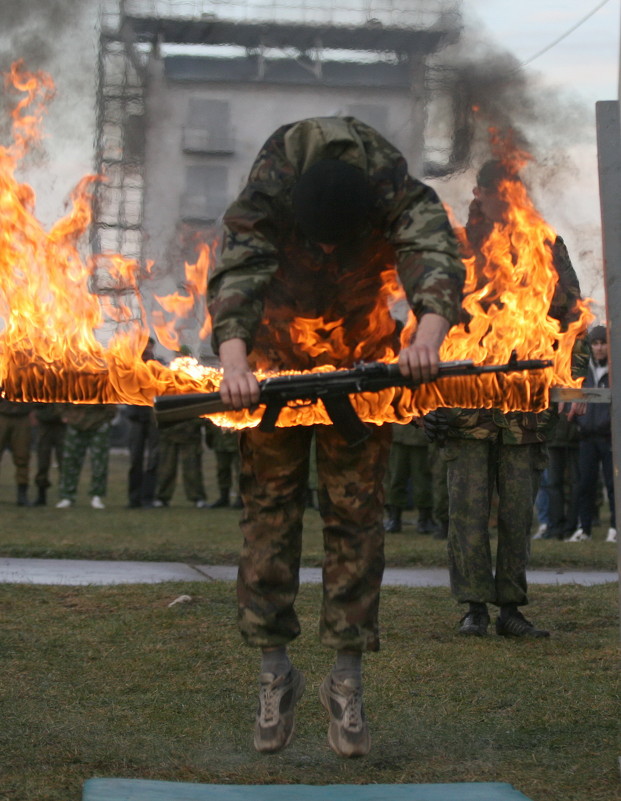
445, 201, 588, 445
207, 116, 465, 370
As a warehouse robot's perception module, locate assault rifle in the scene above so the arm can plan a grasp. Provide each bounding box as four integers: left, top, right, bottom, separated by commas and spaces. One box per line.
153, 355, 552, 447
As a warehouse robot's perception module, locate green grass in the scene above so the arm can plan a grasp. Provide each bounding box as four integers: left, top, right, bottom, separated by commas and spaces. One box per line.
0, 448, 617, 571
0, 581, 619, 801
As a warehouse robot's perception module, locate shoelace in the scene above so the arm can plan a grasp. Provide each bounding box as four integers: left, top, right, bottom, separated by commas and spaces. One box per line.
341, 685, 364, 732
259, 684, 280, 726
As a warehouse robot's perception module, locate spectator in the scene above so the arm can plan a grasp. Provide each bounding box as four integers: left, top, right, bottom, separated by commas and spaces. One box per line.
567, 325, 616, 543
126, 338, 160, 509
33, 403, 66, 506
153, 347, 208, 509
439, 159, 587, 639
56, 403, 117, 509
384, 421, 436, 534
0, 398, 34, 506
533, 406, 580, 540
205, 422, 241, 508
153, 418, 208, 508
533, 468, 550, 539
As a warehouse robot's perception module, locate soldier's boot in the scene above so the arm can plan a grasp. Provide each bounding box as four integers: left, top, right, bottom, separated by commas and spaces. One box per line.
384, 506, 402, 534
17, 484, 30, 507
417, 508, 438, 534
209, 489, 230, 509
34, 486, 47, 506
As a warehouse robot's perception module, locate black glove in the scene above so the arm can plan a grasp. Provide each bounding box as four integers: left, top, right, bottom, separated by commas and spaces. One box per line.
422, 409, 449, 445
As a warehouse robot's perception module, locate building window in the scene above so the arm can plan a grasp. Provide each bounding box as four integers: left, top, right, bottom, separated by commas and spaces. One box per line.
180, 165, 228, 223
183, 98, 234, 154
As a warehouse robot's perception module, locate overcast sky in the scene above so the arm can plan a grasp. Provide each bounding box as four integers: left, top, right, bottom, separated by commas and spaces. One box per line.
465, 1, 619, 106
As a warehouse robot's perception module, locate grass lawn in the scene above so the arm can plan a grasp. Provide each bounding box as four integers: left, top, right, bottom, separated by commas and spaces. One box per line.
0, 581, 619, 801
0, 448, 618, 571
0, 449, 619, 801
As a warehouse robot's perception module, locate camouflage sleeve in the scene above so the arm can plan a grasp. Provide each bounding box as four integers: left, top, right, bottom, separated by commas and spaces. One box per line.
548, 235, 589, 380
389, 179, 465, 327
549, 236, 582, 329
207, 129, 293, 355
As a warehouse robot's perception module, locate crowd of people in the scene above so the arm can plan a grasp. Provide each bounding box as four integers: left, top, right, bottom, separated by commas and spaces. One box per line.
0, 395, 242, 512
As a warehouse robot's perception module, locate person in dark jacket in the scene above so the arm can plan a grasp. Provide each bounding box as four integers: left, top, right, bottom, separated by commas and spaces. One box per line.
33, 403, 67, 506
567, 325, 616, 542
126, 338, 160, 509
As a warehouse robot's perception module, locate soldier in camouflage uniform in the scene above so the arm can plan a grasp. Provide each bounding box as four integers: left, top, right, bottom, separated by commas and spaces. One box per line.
56, 404, 117, 509
207, 116, 464, 756
384, 420, 436, 534
205, 422, 241, 508
152, 419, 207, 508
0, 398, 34, 506
438, 160, 587, 639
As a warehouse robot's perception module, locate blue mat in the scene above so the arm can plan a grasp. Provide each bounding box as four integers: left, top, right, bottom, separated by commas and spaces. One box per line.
83, 780, 534, 801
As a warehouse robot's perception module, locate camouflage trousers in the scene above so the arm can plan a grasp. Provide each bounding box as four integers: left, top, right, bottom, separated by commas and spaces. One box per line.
214, 449, 240, 495
386, 442, 432, 510
443, 438, 546, 607
237, 423, 390, 652
0, 415, 31, 486
59, 424, 111, 501
156, 437, 206, 503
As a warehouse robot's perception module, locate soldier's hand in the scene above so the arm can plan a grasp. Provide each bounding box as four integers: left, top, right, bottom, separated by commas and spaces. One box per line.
219, 338, 260, 410
398, 313, 450, 384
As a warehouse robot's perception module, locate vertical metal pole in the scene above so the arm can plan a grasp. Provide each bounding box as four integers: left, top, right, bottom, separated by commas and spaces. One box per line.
594, 100, 621, 598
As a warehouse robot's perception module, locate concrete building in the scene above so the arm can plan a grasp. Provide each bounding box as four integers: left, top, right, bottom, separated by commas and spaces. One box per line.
94, 1, 463, 354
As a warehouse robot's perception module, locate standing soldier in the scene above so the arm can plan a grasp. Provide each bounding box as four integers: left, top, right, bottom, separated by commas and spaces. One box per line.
33, 403, 66, 506
384, 420, 436, 534
0, 398, 34, 506
205, 422, 241, 508
152, 418, 208, 508
436, 160, 587, 638
207, 116, 464, 756
56, 403, 117, 509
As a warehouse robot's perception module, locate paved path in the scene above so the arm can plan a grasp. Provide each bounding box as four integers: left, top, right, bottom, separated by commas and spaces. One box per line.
0, 557, 616, 587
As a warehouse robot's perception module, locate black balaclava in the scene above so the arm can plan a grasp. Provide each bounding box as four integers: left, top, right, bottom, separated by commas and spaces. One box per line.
292, 159, 376, 245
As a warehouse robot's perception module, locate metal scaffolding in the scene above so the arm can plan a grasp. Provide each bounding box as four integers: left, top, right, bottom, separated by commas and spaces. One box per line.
92, 12, 149, 263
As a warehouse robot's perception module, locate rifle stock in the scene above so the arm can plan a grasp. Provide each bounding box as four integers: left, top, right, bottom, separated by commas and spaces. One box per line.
154, 357, 553, 445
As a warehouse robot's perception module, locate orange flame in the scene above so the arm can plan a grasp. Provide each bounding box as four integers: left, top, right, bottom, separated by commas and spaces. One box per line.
0, 65, 592, 431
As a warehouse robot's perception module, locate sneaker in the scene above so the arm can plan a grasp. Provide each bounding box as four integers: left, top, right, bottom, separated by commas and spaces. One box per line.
532, 523, 548, 540
55, 498, 73, 509
567, 528, 591, 542
195, 499, 208, 509
458, 610, 490, 636
91, 496, 105, 509
254, 667, 305, 754
319, 674, 370, 758
496, 610, 550, 638
151, 499, 168, 508
606, 528, 617, 543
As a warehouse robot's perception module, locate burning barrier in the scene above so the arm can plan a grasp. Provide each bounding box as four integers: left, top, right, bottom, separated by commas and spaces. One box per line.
0, 63, 593, 429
